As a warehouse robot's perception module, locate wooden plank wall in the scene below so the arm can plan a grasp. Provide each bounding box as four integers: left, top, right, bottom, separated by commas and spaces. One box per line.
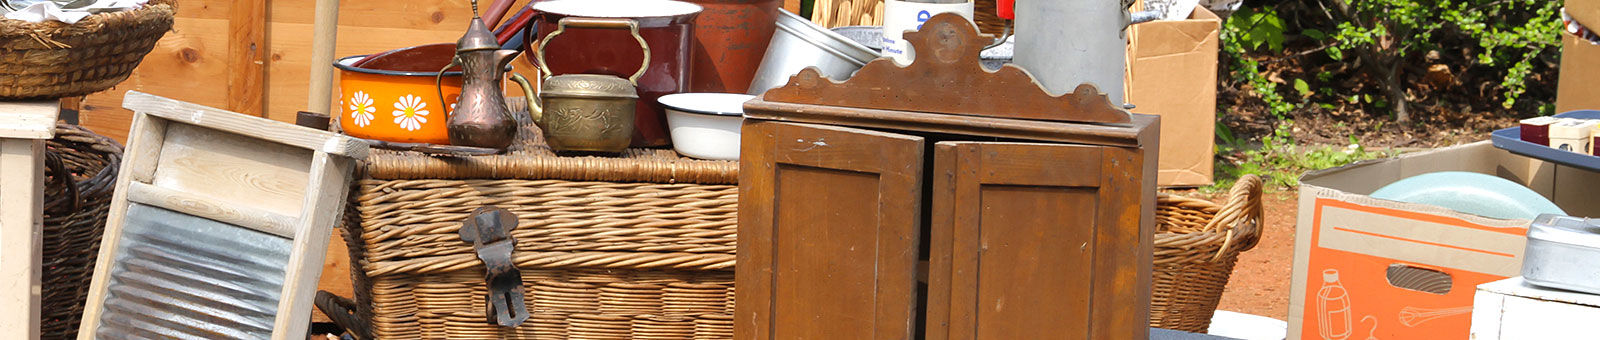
82, 0, 538, 142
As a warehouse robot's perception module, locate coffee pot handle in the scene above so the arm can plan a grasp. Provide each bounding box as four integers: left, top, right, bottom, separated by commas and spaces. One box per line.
434, 56, 459, 117
534, 17, 651, 85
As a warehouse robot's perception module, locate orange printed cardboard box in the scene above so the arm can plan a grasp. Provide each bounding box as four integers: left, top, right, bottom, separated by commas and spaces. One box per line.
1290, 141, 1600, 340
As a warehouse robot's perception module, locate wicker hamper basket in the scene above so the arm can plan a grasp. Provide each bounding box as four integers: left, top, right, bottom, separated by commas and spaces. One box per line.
0, 0, 174, 99
323, 100, 739, 339
40, 124, 121, 339
1150, 175, 1265, 332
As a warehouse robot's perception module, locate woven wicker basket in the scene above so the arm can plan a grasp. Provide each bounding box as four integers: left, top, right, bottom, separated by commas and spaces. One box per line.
322, 100, 738, 339
39, 124, 121, 339
1150, 175, 1265, 332
0, 0, 174, 99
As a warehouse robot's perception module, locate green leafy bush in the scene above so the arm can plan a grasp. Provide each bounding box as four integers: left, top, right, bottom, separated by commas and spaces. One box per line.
1220, 0, 1562, 122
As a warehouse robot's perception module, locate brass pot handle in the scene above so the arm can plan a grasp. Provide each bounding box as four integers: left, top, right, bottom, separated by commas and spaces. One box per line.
535, 17, 651, 85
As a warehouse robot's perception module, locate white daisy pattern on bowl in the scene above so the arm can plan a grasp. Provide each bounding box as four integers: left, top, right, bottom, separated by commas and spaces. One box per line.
393, 94, 430, 131
348, 91, 376, 127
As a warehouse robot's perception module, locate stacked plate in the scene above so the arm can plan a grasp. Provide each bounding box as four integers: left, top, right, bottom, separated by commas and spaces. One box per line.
599, 283, 666, 315
632, 314, 696, 339
662, 283, 730, 315
694, 313, 735, 339
566, 313, 633, 339
533, 281, 601, 313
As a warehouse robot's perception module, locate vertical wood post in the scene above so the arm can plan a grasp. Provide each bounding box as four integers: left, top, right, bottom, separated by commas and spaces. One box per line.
228, 0, 269, 117
0, 101, 60, 340
307, 0, 342, 118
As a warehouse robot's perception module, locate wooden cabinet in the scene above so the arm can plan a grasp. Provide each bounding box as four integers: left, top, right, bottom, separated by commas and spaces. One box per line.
734, 14, 1159, 340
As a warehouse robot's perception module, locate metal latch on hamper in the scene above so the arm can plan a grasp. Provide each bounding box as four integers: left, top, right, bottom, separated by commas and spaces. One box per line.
460, 206, 530, 327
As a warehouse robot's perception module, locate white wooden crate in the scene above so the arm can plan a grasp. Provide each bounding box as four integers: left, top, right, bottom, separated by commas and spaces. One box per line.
1472, 277, 1600, 340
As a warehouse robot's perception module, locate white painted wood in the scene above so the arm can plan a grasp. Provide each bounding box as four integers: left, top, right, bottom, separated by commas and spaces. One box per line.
77, 111, 165, 339
125, 182, 299, 239
1471, 286, 1506, 340
272, 152, 355, 339
0, 100, 59, 139
122, 91, 368, 158
151, 122, 312, 218
79, 93, 366, 339
1471, 277, 1600, 340
0, 138, 44, 340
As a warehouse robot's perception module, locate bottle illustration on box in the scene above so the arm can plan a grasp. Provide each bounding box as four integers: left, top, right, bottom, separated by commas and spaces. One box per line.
1318, 269, 1353, 340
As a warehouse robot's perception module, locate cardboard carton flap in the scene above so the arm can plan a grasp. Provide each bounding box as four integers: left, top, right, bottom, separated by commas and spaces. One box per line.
1302, 141, 1598, 219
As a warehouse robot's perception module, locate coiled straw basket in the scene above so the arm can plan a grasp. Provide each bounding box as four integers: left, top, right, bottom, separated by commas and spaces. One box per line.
0, 0, 174, 99
40, 124, 121, 339
1150, 174, 1265, 332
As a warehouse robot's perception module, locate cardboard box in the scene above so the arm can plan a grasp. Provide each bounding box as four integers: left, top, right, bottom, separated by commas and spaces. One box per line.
1289, 142, 1600, 340
1124, 6, 1221, 187
1557, 34, 1600, 112
1559, 0, 1600, 112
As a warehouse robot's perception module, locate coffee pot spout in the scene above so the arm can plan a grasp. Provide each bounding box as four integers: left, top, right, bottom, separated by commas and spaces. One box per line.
511, 73, 540, 122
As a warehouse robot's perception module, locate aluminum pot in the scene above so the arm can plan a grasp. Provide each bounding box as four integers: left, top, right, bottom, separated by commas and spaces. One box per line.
523, 0, 702, 147
1522, 214, 1600, 295
746, 9, 877, 95
684, 0, 780, 93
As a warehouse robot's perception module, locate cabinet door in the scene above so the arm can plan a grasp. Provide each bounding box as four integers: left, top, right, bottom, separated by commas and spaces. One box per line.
926, 142, 1150, 340
736, 121, 924, 340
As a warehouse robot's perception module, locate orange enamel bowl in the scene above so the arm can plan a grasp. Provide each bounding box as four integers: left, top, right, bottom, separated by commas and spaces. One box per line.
335, 55, 462, 145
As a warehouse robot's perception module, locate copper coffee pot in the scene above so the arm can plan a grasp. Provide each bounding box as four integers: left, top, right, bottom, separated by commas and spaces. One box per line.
436, 0, 534, 150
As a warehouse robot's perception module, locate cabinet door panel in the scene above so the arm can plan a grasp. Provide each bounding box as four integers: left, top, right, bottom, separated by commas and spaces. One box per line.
929, 141, 1149, 340
736, 121, 924, 340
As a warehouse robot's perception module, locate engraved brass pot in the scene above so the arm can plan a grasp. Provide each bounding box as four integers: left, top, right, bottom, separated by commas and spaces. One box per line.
518, 17, 650, 153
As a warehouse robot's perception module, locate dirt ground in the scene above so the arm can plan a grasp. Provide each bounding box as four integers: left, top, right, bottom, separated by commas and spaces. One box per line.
1214, 189, 1300, 321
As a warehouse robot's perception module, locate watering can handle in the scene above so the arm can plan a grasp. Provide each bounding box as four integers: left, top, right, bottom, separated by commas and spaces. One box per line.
534, 17, 650, 85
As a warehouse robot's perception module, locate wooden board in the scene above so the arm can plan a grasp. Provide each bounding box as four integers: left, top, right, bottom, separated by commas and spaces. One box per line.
77, 91, 366, 340
926, 141, 1150, 340
735, 120, 924, 340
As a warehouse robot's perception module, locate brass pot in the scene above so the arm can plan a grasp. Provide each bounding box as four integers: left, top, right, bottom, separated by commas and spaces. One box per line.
515, 17, 650, 153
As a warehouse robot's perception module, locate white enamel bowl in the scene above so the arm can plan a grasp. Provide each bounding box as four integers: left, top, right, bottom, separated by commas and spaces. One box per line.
658, 93, 754, 160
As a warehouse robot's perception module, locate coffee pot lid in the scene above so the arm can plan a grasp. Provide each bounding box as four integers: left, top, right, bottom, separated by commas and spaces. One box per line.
457, 17, 500, 52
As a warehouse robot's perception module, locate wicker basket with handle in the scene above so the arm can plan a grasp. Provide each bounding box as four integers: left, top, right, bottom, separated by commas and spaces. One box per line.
322, 99, 738, 339
0, 0, 174, 99
1150, 174, 1265, 332
40, 124, 121, 339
